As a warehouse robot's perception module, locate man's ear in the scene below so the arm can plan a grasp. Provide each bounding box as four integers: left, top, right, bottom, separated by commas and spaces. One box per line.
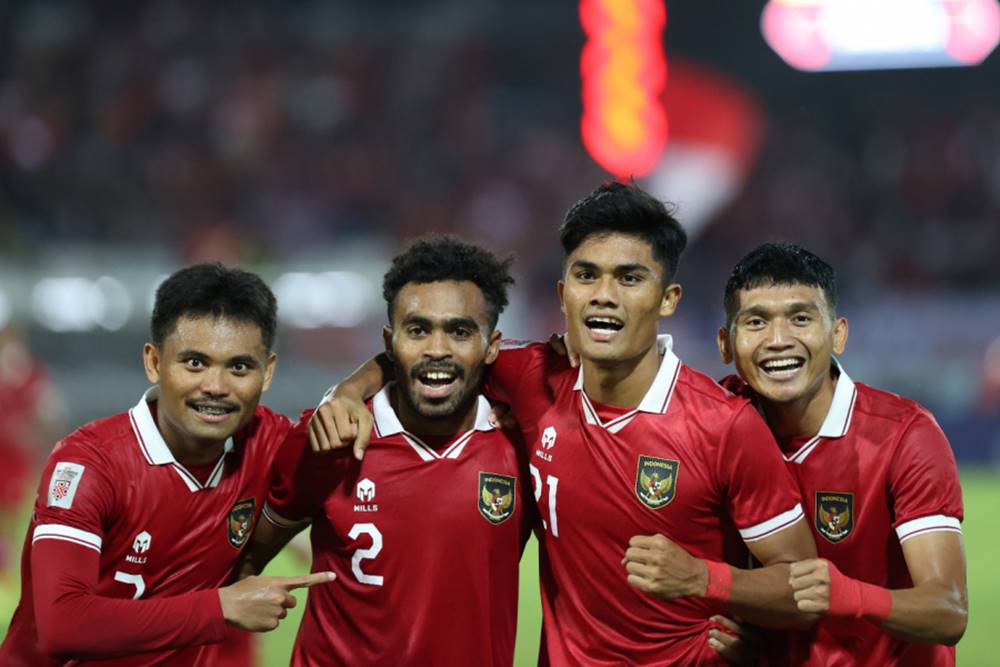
382, 325, 394, 360
716, 327, 734, 365
485, 329, 502, 365
142, 343, 161, 384
659, 283, 682, 317
832, 316, 849, 356
261, 352, 277, 392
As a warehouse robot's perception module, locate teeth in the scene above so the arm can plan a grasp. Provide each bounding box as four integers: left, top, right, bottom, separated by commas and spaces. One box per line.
762, 359, 803, 371
587, 317, 623, 329
195, 406, 230, 415
423, 372, 454, 381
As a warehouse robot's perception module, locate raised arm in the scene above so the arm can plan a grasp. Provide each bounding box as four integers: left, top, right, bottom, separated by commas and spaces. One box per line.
309, 354, 392, 457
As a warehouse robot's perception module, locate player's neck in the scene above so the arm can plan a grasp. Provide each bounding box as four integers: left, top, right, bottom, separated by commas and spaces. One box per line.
390, 385, 476, 439
760, 373, 838, 442
154, 407, 227, 466
580, 342, 662, 408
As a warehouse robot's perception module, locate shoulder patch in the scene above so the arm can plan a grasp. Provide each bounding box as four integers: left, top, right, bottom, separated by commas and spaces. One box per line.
48, 461, 86, 509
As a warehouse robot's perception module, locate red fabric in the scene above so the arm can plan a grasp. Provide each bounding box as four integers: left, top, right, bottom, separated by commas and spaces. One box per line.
826, 559, 893, 622
703, 560, 733, 605
29, 539, 226, 659
492, 343, 803, 666
267, 401, 530, 666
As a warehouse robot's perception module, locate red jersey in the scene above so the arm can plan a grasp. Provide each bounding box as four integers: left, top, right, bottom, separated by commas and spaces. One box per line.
264, 386, 531, 667
0, 388, 290, 666
488, 337, 805, 666
723, 367, 964, 667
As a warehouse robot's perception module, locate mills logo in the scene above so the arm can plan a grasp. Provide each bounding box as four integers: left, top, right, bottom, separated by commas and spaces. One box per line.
354, 478, 378, 512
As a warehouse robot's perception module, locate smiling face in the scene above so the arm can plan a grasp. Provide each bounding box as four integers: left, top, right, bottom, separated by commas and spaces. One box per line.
385, 280, 500, 433
718, 283, 847, 407
558, 232, 681, 368
143, 315, 276, 456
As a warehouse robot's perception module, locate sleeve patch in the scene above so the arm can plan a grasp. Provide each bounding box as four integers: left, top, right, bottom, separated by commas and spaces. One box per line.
47, 461, 86, 509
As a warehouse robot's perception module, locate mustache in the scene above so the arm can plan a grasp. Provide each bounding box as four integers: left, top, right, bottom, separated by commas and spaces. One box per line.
410, 360, 465, 380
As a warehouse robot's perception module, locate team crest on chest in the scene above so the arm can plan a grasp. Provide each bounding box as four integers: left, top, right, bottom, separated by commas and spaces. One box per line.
227, 498, 256, 548
635, 456, 679, 509
815, 492, 854, 543
478, 472, 516, 525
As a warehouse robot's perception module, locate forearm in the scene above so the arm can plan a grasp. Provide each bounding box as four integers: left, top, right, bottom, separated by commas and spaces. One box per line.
33, 541, 226, 659
331, 354, 391, 401
723, 563, 816, 629
881, 582, 967, 644
240, 512, 305, 578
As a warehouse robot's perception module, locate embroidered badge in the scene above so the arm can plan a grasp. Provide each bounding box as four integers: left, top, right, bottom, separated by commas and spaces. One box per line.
227, 498, 256, 548
478, 472, 516, 525
47, 462, 86, 509
815, 491, 854, 543
635, 455, 679, 509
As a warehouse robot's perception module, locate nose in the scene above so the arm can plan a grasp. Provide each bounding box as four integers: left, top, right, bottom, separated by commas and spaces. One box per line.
766, 318, 795, 350
589, 275, 619, 307
422, 329, 452, 360
199, 367, 229, 397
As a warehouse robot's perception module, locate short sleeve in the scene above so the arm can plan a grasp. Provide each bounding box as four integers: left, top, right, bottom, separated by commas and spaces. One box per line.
32, 436, 116, 554
484, 342, 540, 404
719, 405, 805, 543
889, 411, 964, 543
264, 410, 346, 528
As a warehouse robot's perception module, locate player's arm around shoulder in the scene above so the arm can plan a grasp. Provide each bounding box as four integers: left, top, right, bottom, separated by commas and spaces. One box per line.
790, 410, 968, 644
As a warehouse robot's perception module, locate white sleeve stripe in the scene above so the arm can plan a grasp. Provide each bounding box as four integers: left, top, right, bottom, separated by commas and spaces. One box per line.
896, 515, 962, 542
739, 503, 804, 542
32, 524, 102, 551
899, 526, 963, 544
262, 503, 310, 529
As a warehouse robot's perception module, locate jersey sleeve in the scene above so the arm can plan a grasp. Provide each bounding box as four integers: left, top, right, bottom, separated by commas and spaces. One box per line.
718, 405, 805, 543
31, 435, 116, 556
889, 411, 964, 543
31, 539, 226, 659
484, 342, 539, 404
264, 410, 345, 529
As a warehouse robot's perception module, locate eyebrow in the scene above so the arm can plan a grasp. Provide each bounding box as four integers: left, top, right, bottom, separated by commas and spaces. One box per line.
570, 260, 653, 275
737, 302, 824, 319
400, 315, 481, 330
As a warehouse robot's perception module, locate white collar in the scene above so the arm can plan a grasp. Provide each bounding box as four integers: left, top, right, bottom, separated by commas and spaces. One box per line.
815, 360, 857, 439
128, 387, 235, 491
781, 360, 858, 464
371, 384, 494, 461
574, 334, 683, 433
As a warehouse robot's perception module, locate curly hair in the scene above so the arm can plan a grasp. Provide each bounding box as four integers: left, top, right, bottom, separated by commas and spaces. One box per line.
151, 262, 278, 349
383, 235, 515, 330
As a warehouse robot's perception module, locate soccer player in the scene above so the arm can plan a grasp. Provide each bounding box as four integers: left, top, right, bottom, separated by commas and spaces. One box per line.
716, 242, 967, 664
0, 264, 333, 667
241, 237, 531, 666
319, 183, 818, 665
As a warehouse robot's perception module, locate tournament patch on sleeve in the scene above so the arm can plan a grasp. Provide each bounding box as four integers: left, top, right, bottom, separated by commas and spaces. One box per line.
47, 461, 86, 509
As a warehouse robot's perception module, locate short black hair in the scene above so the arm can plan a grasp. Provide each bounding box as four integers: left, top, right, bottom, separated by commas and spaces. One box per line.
383, 235, 515, 330
559, 181, 687, 283
723, 242, 838, 328
151, 263, 278, 350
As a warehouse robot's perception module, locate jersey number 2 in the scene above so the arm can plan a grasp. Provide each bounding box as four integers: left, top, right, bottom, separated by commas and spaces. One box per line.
348, 523, 384, 586
113, 571, 146, 599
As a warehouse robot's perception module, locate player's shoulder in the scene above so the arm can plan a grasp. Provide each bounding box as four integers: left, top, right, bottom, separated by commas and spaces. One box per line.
51, 411, 135, 464
498, 339, 573, 373
852, 381, 936, 429
675, 365, 753, 416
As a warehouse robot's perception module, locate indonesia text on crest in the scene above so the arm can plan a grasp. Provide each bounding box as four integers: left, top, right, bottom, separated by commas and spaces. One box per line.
815, 491, 854, 543
635, 456, 679, 509
478, 472, 516, 525
227, 498, 256, 548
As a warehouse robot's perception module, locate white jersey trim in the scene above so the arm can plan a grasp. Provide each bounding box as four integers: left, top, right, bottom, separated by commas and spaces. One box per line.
739, 503, 805, 542
371, 385, 494, 461
129, 387, 234, 493
262, 502, 311, 530
785, 364, 857, 464
896, 514, 962, 543
576, 335, 682, 433
33, 524, 103, 553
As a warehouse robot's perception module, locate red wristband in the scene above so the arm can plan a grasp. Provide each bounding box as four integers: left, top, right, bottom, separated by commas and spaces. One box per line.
702, 560, 733, 604
826, 560, 893, 623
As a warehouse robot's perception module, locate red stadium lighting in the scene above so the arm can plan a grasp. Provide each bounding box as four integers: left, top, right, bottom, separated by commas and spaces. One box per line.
762, 0, 1000, 71
580, 0, 668, 178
